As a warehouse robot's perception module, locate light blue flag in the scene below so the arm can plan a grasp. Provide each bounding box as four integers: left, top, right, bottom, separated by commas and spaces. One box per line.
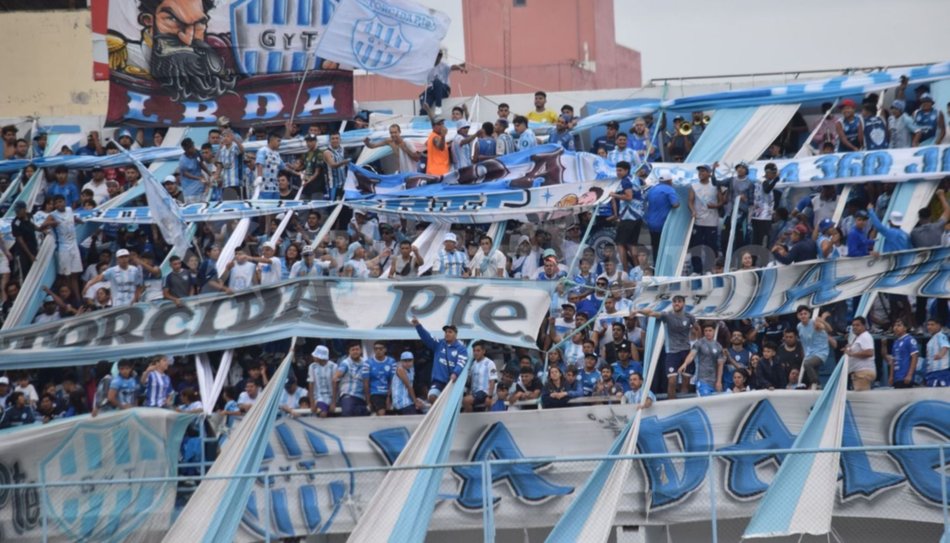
314, 0, 451, 85
129, 155, 187, 253
743, 358, 850, 538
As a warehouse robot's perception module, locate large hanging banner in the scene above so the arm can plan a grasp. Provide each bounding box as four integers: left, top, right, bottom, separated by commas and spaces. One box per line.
0, 278, 552, 368
634, 247, 950, 320
347, 180, 618, 224
0, 410, 193, 543
91, 0, 353, 126
213, 389, 946, 539
651, 144, 950, 188
74, 199, 336, 224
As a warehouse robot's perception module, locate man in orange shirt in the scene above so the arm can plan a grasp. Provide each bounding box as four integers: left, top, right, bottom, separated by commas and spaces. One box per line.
426, 117, 450, 176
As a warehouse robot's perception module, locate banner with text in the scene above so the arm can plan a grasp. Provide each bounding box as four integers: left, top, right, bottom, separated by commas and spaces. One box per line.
0, 278, 552, 368
0, 410, 192, 543
92, 0, 353, 126
220, 390, 948, 539
635, 247, 950, 319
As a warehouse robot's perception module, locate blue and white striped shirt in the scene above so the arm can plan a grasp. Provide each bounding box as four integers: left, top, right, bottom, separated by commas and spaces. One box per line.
216, 142, 241, 188
308, 361, 337, 404
436, 249, 467, 276
327, 146, 347, 194
144, 371, 171, 407
337, 358, 368, 398
391, 366, 415, 410
926, 332, 950, 374
469, 357, 498, 395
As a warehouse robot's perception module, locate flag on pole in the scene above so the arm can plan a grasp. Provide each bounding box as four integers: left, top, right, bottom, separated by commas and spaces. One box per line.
743, 358, 850, 539
128, 155, 187, 252
314, 0, 451, 85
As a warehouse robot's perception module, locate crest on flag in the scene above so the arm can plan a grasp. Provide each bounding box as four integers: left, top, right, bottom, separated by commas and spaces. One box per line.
351, 15, 413, 70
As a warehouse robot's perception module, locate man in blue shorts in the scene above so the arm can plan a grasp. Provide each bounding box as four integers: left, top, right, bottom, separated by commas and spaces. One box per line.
638, 295, 698, 399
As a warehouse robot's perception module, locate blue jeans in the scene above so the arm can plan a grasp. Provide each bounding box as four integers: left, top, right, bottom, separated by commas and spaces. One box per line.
420, 79, 450, 108
340, 395, 368, 417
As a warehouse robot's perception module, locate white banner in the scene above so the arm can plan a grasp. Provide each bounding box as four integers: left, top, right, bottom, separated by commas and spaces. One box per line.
314, 0, 451, 84
225, 389, 947, 539
0, 410, 193, 543
0, 278, 553, 368
636, 247, 950, 320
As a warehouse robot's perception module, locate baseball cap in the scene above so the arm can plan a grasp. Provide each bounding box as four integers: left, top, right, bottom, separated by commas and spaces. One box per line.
44, 295, 54, 303
606, 121, 620, 129
920, 93, 935, 103
541, 248, 557, 260
432, 116, 446, 125
558, 114, 572, 123
696, 164, 711, 171
400, 351, 414, 361
262, 242, 277, 251
91, 166, 103, 173
444, 232, 458, 243
569, 287, 586, 297
0, 376, 8, 385
301, 245, 314, 255
116, 248, 130, 257
561, 302, 575, 309
840, 98, 857, 108
457, 122, 471, 131
163, 174, 177, 184
818, 218, 835, 232
636, 163, 652, 174
33, 131, 47, 141
515, 234, 530, 246
116, 129, 132, 140
13, 201, 26, 209
312, 345, 330, 359
304, 134, 317, 141
890, 99, 906, 112
618, 341, 632, 351
855, 210, 869, 219
889, 211, 904, 225
794, 224, 809, 235
673, 115, 685, 122
442, 324, 458, 332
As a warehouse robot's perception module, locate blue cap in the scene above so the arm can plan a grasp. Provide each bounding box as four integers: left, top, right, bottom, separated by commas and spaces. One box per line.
890, 99, 906, 112
117, 129, 132, 139
636, 163, 652, 174
818, 218, 835, 232
400, 351, 414, 361
696, 164, 711, 171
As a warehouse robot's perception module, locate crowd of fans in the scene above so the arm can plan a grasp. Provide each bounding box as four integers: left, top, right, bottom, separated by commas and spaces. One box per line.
1, 78, 949, 427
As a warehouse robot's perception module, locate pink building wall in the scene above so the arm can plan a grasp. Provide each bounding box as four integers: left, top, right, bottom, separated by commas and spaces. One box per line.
354, 0, 641, 102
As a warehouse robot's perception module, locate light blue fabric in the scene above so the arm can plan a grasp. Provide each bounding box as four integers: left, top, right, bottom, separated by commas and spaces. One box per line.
743, 360, 847, 537
686, 107, 758, 165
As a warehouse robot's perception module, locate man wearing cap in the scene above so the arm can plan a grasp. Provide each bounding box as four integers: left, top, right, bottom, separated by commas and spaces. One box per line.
712, 161, 754, 249
749, 162, 782, 246
845, 210, 874, 257
411, 317, 468, 403
391, 351, 423, 415
866, 203, 912, 254
835, 99, 864, 152
610, 161, 646, 271
161, 174, 184, 203
688, 164, 724, 273
115, 129, 138, 151
611, 342, 642, 392
463, 341, 497, 412
591, 121, 620, 153
83, 248, 144, 306
291, 246, 328, 278
0, 376, 9, 408
771, 223, 817, 264
644, 173, 680, 262
912, 93, 946, 147
512, 116, 538, 151
888, 100, 915, 149
82, 166, 111, 206
434, 232, 467, 277
450, 122, 478, 171
246, 243, 283, 286
425, 116, 451, 176
536, 249, 566, 281
307, 345, 337, 417
816, 218, 840, 259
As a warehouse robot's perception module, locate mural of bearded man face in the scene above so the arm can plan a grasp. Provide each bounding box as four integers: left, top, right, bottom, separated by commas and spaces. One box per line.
139, 0, 236, 101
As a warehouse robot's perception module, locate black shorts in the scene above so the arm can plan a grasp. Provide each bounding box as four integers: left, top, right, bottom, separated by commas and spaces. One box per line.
370, 394, 388, 413
665, 350, 691, 376
470, 390, 489, 410
616, 220, 642, 246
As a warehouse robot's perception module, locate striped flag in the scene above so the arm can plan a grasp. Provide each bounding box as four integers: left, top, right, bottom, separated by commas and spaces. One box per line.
743, 358, 850, 538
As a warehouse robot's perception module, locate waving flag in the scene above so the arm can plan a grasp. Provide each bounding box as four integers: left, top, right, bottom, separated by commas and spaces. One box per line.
129, 155, 187, 253
314, 0, 451, 84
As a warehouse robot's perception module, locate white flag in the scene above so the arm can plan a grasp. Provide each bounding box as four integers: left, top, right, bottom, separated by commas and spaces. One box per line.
315, 0, 451, 85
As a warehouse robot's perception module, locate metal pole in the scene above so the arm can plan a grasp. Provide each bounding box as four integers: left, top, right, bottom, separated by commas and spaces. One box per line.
482, 460, 495, 543
199, 415, 207, 476
41, 481, 49, 543
941, 445, 949, 540
264, 472, 272, 543
708, 451, 718, 543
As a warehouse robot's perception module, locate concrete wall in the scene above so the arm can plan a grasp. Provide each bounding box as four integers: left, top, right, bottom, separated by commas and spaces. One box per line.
0, 10, 109, 118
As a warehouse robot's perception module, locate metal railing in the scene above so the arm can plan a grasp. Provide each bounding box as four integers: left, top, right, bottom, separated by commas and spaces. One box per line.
1, 442, 946, 542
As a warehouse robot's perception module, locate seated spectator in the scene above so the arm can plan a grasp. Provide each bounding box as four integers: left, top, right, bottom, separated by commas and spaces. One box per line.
594, 365, 622, 399
0, 392, 34, 428
541, 366, 571, 408
725, 369, 750, 394
510, 367, 542, 405
771, 224, 817, 264
622, 372, 655, 408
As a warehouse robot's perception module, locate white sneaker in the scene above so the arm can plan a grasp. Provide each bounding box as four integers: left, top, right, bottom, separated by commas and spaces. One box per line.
434, 107, 443, 115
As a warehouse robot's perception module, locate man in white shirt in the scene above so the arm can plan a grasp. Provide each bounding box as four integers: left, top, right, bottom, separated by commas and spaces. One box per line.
845, 316, 876, 391
82, 167, 111, 205
249, 243, 283, 286
463, 341, 497, 412
82, 248, 144, 306
467, 235, 506, 277
224, 248, 258, 290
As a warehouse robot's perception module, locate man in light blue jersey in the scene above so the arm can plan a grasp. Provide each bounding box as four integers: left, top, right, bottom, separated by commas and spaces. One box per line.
463, 341, 497, 412
333, 343, 370, 417
307, 345, 337, 418
512, 115, 537, 151
141, 354, 172, 408
797, 306, 833, 389
450, 122, 477, 171
367, 342, 396, 416
924, 318, 950, 387
108, 359, 139, 410
392, 351, 423, 415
